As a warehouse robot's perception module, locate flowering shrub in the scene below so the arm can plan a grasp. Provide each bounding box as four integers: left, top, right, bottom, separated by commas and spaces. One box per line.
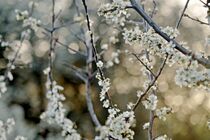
1, 0, 210, 139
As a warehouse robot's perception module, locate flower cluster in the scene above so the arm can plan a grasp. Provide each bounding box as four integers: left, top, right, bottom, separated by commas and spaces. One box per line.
155, 135, 171, 140
98, 0, 130, 26
122, 24, 210, 92
142, 122, 150, 130
0, 118, 27, 140
40, 67, 81, 140
15, 10, 41, 32
0, 118, 15, 140
23, 17, 41, 32
142, 94, 158, 110
96, 72, 111, 108
0, 76, 7, 97
15, 136, 27, 140
15, 10, 29, 21
0, 35, 9, 48
95, 110, 135, 140
155, 107, 172, 121
106, 50, 121, 68
0, 62, 16, 97
123, 26, 179, 59
174, 60, 210, 91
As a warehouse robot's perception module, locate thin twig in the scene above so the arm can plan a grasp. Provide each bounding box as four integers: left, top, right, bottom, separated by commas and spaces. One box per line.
132, 54, 168, 111
150, 0, 157, 18
82, 0, 113, 106
62, 63, 87, 82
184, 14, 210, 26
53, 20, 79, 31
55, 40, 86, 56
132, 53, 156, 77
176, 0, 191, 28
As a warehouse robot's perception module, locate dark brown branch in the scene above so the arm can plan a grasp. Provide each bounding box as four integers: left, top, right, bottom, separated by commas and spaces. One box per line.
62, 63, 87, 82
184, 14, 210, 26
55, 40, 86, 57
176, 0, 191, 28
132, 53, 156, 77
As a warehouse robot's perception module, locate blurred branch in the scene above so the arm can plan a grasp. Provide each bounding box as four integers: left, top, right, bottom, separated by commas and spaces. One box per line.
176, 0, 191, 28
55, 40, 87, 57
82, 0, 102, 127
53, 20, 79, 31
150, 0, 157, 18
63, 63, 87, 82
129, 0, 210, 68
184, 14, 210, 26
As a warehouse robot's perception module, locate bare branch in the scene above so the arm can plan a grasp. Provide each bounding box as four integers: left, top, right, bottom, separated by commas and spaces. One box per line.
132, 53, 156, 77
55, 40, 87, 57
184, 14, 210, 26
62, 63, 87, 82
176, 0, 191, 28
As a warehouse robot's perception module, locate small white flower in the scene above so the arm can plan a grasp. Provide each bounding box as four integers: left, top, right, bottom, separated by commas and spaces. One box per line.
142, 94, 158, 110
103, 100, 110, 108
137, 90, 143, 98
143, 122, 150, 130
97, 61, 104, 68
101, 44, 108, 50
15, 136, 27, 140
155, 107, 172, 121
7, 71, 13, 81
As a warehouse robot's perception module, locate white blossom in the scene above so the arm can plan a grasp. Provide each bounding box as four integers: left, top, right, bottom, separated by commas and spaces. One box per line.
96, 61, 104, 68
142, 94, 158, 110
98, 0, 130, 26
0, 118, 15, 140
41, 67, 81, 140
142, 122, 150, 130
95, 111, 135, 140
207, 120, 210, 130
15, 10, 29, 21
155, 135, 171, 140
15, 136, 27, 140
155, 107, 172, 121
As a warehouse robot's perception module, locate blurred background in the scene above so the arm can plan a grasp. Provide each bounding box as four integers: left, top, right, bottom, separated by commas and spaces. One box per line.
0, 0, 210, 139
